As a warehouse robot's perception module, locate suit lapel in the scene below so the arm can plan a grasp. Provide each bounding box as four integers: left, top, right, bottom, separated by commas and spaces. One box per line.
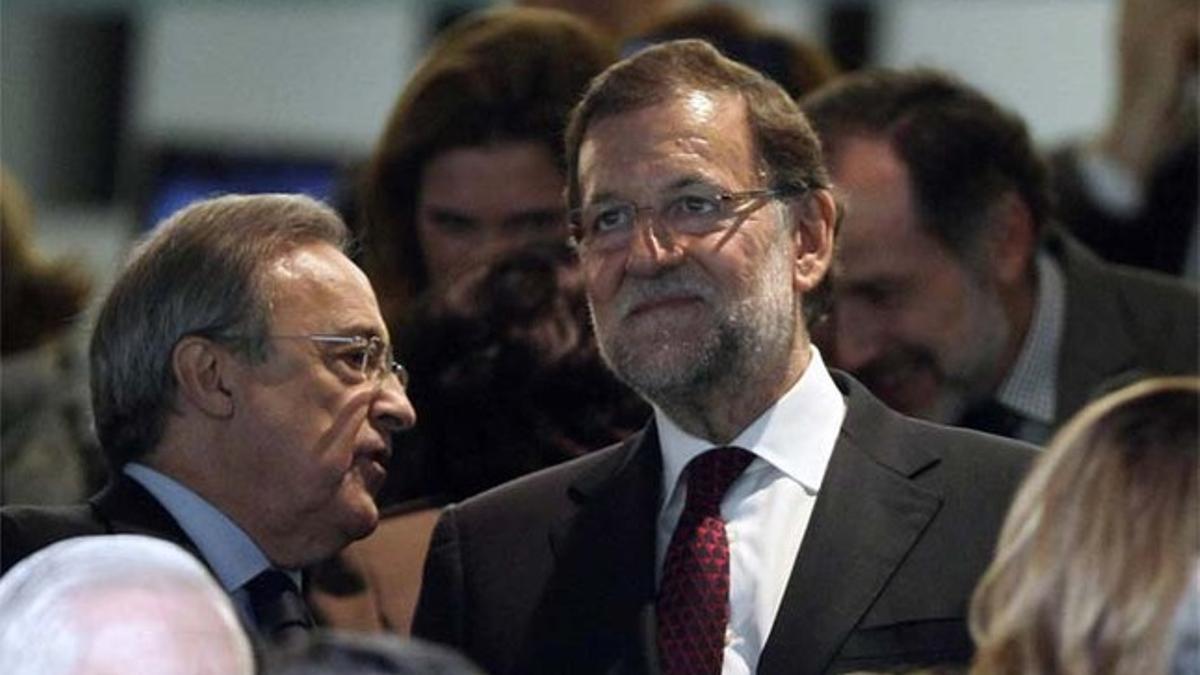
515, 426, 663, 675
758, 373, 942, 675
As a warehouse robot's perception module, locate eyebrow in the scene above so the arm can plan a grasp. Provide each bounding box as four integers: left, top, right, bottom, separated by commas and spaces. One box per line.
424, 207, 475, 223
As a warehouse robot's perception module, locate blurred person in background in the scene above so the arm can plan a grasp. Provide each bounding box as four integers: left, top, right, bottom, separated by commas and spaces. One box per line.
1047, 0, 1199, 278
970, 376, 1199, 675
515, 0, 685, 38
626, 1, 840, 100
0, 534, 255, 675
803, 68, 1198, 444
309, 240, 649, 635
358, 6, 616, 332
1, 194, 416, 646
262, 630, 484, 675
1, 167, 104, 505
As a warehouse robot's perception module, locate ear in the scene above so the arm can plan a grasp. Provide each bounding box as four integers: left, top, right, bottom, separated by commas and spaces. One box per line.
792, 188, 837, 294
987, 192, 1037, 287
172, 336, 235, 419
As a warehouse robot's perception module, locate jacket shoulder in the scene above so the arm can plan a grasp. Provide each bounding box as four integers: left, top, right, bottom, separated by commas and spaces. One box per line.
1, 503, 106, 572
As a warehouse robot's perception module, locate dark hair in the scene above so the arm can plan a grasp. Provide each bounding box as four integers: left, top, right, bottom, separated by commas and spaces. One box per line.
564, 39, 836, 326
802, 68, 1051, 259
359, 7, 616, 326
627, 2, 839, 100
383, 240, 649, 504
263, 630, 484, 675
90, 194, 349, 467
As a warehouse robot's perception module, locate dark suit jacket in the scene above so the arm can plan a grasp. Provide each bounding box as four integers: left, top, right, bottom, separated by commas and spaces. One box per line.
1, 473, 201, 573
412, 371, 1036, 675
1051, 231, 1199, 422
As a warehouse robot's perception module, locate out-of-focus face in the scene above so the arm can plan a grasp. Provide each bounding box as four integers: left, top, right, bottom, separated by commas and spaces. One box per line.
828, 136, 1008, 423
223, 242, 416, 567
576, 91, 811, 403
417, 141, 566, 289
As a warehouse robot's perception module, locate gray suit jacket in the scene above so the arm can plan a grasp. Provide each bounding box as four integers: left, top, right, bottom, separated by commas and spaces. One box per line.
412, 371, 1036, 674
1052, 231, 1199, 422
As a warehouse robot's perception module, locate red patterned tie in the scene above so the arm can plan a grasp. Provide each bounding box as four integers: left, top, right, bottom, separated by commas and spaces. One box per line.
657, 446, 755, 675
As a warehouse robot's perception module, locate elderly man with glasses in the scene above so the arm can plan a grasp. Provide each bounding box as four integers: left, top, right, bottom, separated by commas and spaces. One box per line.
1, 193, 416, 647
410, 40, 1036, 675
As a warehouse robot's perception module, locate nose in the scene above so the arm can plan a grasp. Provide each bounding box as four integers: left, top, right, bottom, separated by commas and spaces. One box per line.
624, 213, 685, 276
370, 375, 417, 434
832, 299, 886, 373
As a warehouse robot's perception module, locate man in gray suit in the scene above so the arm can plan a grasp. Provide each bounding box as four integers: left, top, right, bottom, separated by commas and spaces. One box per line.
413, 40, 1034, 675
2, 194, 417, 644
802, 68, 1198, 444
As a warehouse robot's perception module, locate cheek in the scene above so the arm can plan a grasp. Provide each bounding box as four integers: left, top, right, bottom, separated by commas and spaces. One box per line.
583, 258, 621, 318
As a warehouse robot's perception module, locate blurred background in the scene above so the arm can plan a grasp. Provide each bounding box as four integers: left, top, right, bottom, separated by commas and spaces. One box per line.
2, 0, 1117, 291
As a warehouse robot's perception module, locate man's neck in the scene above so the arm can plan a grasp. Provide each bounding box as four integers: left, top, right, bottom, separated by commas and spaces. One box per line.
654, 343, 812, 444
993, 261, 1039, 396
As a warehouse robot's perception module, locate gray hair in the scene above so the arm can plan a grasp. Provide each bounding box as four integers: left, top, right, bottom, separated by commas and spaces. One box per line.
90, 193, 350, 467
0, 534, 255, 675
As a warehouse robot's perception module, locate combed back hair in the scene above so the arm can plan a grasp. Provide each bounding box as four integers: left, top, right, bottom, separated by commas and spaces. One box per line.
90, 193, 350, 468
0, 535, 254, 675
359, 6, 617, 324
564, 38, 837, 325
969, 377, 1200, 675
802, 68, 1051, 260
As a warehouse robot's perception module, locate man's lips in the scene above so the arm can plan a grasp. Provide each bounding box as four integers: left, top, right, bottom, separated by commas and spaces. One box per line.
626, 294, 704, 318
354, 447, 390, 493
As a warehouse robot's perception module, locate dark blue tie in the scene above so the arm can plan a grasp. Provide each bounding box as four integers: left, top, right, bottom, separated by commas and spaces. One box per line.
245, 569, 313, 644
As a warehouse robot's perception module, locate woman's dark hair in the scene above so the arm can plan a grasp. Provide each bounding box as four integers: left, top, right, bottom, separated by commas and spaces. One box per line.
358, 7, 616, 327
381, 240, 649, 505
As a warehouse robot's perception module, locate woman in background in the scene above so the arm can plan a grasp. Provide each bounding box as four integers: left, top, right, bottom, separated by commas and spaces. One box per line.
970, 376, 1199, 675
357, 6, 616, 330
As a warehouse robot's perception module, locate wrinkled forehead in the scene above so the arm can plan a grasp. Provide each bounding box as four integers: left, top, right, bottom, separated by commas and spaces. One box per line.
577, 89, 760, 201
261, 242, 388, 338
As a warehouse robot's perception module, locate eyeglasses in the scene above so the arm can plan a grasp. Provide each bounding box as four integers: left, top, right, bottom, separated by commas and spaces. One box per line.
272, 334, 409, 387
568, 184, 810, 254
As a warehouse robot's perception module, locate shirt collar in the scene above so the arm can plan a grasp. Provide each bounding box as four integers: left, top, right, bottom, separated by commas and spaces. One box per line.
656, 345, 847, 504
123, 463, 289, 592
995, 252, 1065, 424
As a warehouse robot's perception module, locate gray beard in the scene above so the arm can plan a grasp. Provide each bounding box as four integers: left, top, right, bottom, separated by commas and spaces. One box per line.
590, 236, 798, 415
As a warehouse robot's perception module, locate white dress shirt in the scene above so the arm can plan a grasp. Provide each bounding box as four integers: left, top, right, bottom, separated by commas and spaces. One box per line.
654, 346, 847, 674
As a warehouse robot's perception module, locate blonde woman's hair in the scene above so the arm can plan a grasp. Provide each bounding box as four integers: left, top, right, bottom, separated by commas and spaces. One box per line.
970, 377, 1200, 675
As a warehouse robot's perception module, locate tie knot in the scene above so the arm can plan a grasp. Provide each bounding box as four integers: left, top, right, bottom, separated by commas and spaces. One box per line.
244, 569, 313, 643
684, 446, 754, 514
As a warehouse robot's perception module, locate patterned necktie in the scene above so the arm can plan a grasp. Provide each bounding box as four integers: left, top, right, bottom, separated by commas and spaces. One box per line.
245, 568, 314, 645
657, 446, 755, 675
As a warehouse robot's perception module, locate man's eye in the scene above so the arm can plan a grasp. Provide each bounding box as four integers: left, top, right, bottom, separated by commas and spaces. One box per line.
591, 206, 632, 233
669, 194, 720, 217
337, 349, 369, 372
